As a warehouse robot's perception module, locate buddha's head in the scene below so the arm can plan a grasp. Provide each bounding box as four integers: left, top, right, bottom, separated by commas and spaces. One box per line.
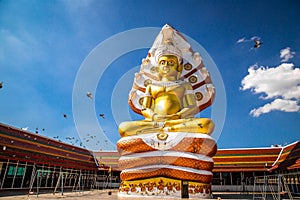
157, 54, 183, 81
158, 55, 182, 72
155, 41, 183, 80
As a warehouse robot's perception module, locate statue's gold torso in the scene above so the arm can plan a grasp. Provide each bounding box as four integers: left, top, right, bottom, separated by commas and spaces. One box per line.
150, 83, 185, 115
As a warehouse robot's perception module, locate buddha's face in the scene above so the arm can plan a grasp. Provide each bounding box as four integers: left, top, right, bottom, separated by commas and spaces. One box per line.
157, 55, 180, 78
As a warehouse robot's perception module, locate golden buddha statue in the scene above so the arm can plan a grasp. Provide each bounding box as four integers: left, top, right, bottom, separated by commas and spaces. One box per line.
119, 48, 214, 137
117, 24, 217, 199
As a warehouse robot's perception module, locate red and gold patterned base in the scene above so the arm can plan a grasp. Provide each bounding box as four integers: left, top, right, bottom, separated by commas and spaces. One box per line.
118, 177, 212, 199
117, 132, 216, 199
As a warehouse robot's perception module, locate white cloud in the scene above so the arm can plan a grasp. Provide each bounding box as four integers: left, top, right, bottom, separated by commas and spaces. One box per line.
241, 63, 300, 117
280, 47, 296, 62
241, 63, 300, 99
250, 99, 300, 117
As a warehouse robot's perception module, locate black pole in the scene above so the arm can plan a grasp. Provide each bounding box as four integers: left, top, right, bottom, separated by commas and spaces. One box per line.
181, 180, 189, 198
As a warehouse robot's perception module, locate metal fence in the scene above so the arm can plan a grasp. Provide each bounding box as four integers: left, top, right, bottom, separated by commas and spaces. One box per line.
0, 160, 121, 197
253, 172, 300, 200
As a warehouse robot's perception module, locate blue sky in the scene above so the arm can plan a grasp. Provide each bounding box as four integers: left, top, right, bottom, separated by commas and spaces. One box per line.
0, 0, 300, 151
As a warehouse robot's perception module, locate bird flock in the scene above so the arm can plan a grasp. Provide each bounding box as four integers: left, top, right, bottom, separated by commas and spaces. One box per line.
0, 84, 107, 149
59, 91, 106, 149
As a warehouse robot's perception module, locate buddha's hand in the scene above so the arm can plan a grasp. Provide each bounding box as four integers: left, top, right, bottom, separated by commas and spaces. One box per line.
165, 113, 181, 120
152, 113, 166, 122
152, 113, 181, 122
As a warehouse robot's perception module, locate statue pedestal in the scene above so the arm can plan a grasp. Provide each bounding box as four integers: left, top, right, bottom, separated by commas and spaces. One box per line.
117, 132, 217, 199
118, 177, 212, 199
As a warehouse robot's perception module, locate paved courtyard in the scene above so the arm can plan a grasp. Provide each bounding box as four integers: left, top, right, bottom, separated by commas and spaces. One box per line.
0, 189, 258, 200
0, 190, 118, 200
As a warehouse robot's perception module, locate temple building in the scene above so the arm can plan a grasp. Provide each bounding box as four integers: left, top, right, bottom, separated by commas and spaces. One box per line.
0, 122, 98, 195
1, 121, 300, 197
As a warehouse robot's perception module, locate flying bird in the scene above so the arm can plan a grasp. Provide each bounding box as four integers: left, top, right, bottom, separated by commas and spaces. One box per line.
253, 39, 262, 49
0, 81, 3, 89
99, 113, 105, 119
86, 91, 93, 99
63, 113, 67, 119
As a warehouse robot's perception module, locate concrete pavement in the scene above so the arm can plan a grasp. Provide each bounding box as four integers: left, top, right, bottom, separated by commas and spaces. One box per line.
0, 190, 258, 199
0, 190, 118, 200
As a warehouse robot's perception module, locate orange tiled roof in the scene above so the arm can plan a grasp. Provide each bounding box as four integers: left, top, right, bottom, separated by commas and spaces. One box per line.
0, 122, 97, 171
213, 146, 282, 172
269, 141, 300, 171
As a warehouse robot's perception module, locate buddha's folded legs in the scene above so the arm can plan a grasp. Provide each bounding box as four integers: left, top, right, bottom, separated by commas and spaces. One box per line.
119, 120, 158, 137
166, 118, 214, 135
119, 118, 214, 137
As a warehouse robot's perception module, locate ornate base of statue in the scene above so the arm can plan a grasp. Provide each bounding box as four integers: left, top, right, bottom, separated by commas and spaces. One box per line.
117, 24, 217, 199
118, 177, 212, 199
117, 131, 217, 199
